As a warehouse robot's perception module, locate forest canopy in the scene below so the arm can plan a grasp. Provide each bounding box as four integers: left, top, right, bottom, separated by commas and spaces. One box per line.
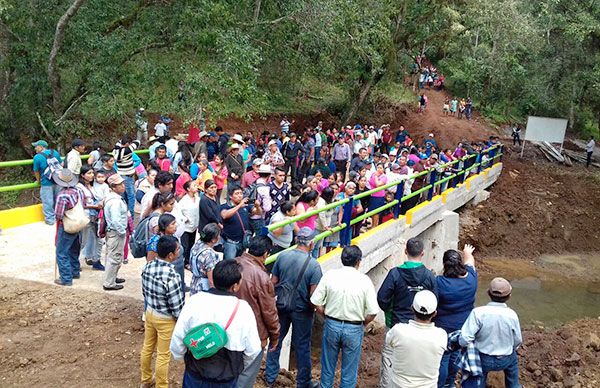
0, 0, 599, 147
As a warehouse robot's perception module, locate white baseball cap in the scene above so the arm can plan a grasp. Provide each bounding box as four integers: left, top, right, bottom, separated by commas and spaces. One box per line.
412, 290, 438, 315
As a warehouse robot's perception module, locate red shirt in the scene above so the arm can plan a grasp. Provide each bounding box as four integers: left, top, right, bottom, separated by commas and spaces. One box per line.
188, 124, 200, 144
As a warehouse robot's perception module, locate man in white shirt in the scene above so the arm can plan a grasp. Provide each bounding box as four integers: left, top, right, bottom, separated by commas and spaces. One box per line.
385, 290, 447, 388
311, 245, 379, 388
586, 136, 595, 168
66, 139, 85, 176
170, 260, 262, 386
353, 132, 368, 155
154, 118, 168, 142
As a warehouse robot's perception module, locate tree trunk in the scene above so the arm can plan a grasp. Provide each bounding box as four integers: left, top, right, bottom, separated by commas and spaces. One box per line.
47, 0, 86, 114
569, 83, 576, 130
343, 70, 385, 125
253, 0, 262, 23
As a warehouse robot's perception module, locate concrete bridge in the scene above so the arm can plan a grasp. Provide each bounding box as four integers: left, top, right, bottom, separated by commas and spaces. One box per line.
0, 161, 503, 370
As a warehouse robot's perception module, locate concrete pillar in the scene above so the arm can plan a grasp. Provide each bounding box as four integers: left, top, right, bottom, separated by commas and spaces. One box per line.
416, 210, 459, 274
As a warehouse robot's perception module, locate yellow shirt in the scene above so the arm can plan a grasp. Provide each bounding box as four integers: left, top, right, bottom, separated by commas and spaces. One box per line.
196, 169, 214, 191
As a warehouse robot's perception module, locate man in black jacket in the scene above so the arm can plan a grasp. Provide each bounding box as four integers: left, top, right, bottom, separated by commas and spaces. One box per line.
282, 132, 305, 183
376, 237, 437, 387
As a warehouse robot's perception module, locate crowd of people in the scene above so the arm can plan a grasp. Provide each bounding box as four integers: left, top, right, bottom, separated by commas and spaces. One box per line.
30, 117, 513, 388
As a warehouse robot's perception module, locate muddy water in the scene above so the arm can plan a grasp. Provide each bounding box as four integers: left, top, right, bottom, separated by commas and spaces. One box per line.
476, 275, 600, 327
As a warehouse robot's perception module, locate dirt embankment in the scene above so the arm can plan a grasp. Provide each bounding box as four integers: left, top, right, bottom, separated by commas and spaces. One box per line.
2, 278, 599, 388
460, 146, 600, 271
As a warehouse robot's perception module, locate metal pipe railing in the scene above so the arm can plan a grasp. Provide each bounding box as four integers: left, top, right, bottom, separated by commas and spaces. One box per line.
0, 149, 150, 192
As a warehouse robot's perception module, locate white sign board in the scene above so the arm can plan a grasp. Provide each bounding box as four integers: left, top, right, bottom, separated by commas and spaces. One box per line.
524, 116, 568, 143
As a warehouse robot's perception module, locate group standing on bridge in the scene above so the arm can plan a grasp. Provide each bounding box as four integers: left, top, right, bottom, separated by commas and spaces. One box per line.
31, 114, 518, 387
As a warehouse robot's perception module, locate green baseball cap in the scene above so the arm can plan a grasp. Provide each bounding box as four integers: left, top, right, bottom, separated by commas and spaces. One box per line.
32, 140, 48, 148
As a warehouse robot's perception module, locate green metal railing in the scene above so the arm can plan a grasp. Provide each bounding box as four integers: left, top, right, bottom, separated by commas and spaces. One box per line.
0, 149, 150, 193
263, 145, 503, 264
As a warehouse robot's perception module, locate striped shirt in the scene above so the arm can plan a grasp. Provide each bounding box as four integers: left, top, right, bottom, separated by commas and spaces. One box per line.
112, 141, 140, 176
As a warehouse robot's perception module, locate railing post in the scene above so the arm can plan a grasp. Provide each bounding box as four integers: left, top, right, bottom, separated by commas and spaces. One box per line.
477, 152, 483, 174
427, 169, 437, 201
340, 198, 354, 247
393, 180, 405, 219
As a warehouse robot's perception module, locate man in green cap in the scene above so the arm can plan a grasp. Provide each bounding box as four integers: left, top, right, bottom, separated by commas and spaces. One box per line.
32, 140, 62, 224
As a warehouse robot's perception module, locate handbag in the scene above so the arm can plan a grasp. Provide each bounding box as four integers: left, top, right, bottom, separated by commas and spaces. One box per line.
275, 254, 311, 313
235, 211, 252, 249
184, 299, 240, 360
63, 201, 90, 233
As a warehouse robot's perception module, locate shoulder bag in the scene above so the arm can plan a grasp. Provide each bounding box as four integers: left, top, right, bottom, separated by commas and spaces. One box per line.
275, 254, 311, 313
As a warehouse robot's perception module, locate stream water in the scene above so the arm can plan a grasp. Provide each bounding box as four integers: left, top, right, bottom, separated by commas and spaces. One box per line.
476, 276, 600, 327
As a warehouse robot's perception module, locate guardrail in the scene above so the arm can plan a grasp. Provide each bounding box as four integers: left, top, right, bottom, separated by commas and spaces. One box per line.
0, 149, 150, 193
263, 145, 503, 264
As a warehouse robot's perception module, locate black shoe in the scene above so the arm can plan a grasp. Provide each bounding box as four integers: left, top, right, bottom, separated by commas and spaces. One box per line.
72, 274, 80, 279
85, 258, 93, 266
115, 278, 126, 284
54, 279, 72, 286
103, 284, 124, 291
310, 381, 320, 388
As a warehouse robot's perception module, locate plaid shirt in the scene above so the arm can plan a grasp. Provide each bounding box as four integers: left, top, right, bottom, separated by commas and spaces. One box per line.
448, 330, 482, 381
142, 258, 184, 318
54, 187, 84, 221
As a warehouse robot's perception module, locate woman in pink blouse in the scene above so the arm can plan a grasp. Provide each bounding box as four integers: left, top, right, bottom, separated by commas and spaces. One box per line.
369, 162, 388, 227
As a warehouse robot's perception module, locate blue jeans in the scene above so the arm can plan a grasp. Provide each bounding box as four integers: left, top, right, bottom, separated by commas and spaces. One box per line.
223, 239, 242, 260
80, 222, 100, 262
265, 311, 315, 387
438, 349, 460, 388
320, 318, 364, 388
122, 175, 135, 215
56, 223, 81, 284
183, 369, 236, 388
462, 351, 520, 388
40, 184, 60, 224
311, 230, 324, 259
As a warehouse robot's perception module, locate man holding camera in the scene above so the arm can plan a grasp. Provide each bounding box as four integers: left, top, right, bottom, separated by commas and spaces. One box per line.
220, 185, 251, 260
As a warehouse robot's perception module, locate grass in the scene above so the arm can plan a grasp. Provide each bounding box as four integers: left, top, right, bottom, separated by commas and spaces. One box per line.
371, 80, 415, 105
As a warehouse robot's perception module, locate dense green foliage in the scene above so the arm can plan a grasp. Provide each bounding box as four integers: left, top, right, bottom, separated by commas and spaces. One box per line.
0, 0, 599, 148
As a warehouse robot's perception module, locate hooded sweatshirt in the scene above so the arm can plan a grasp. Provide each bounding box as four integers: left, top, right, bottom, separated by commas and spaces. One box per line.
377, 261, 437, 327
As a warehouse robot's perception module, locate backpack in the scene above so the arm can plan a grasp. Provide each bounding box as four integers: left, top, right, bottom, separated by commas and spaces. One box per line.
184, 299, 240, 360
129, 212, 159, 258
42, 150, 62, 182
243, 181, 267, 203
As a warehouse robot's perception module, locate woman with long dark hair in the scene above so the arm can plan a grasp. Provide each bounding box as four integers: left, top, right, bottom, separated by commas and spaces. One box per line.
295, 189, 319, 234
435, 244, 477, 387
198, 179, 222, 231
77, 165, 104, 270
189, 223, 221, 294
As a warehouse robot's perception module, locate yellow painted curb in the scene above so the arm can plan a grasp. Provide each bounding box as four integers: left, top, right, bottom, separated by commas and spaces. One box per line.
0, 204, 45, 229
353, 216, 405, 244
441, 188, 454, 204
317, 247, 342, 264
405, 198, 435, 225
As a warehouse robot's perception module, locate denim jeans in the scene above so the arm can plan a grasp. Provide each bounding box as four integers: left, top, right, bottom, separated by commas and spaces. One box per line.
40, 184, 60, 224
320, 318, 364, 388
223, 239, 242, 260
80, 222, 100, 262
236, 347, 264, 388
122, 175, 135, 215
265, 311, 315, 387
311, 230, 324, 259
56, 223, 81, 284
437, 349, 460, 388
462, 351, 520, 388
183, 369, 236, 388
